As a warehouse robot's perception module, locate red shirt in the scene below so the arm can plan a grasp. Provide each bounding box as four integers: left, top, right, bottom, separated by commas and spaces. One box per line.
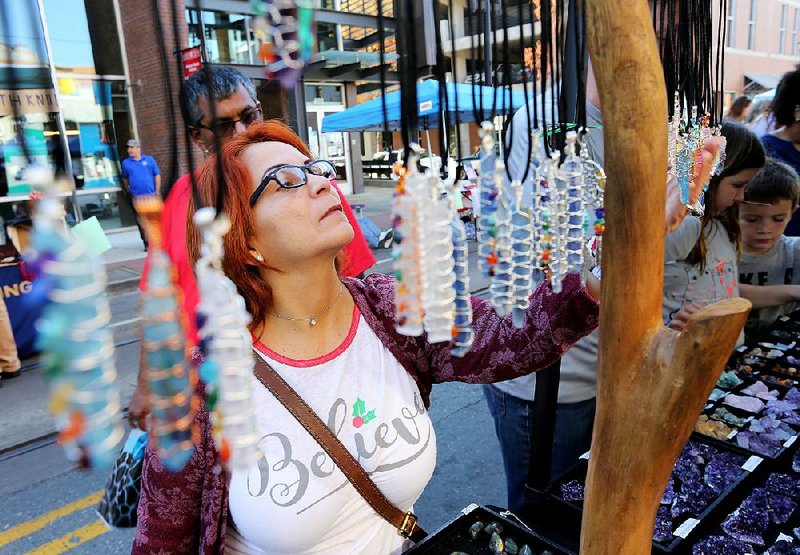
139, 174, 375, 346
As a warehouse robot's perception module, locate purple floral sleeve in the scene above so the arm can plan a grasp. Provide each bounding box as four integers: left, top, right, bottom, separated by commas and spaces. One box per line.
132, 404, 210, 554
346, 272, 598, 397
428, 273, 599, 383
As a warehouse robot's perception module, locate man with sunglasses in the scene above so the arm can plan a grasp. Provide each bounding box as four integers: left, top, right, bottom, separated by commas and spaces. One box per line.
128, 67, 375, 430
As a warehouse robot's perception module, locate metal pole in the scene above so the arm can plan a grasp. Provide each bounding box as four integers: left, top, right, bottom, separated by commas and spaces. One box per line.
483, 0, 492, 85
36, 0, 81, 222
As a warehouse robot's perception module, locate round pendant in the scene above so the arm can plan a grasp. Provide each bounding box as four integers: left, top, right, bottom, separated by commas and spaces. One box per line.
310, 319, 317, 327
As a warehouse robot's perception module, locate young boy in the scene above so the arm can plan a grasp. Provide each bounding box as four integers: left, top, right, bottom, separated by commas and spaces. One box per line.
738, 159, 800, 330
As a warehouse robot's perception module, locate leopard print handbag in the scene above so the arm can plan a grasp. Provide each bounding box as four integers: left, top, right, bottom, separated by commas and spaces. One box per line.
97, 429, 147, 528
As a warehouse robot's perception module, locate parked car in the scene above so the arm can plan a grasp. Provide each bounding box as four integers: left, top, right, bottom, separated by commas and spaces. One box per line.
370, 149, 442, 172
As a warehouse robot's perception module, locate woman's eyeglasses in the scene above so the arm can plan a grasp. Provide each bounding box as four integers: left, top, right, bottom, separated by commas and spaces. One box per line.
194, 105, 262, 137
249, 160, 337, 207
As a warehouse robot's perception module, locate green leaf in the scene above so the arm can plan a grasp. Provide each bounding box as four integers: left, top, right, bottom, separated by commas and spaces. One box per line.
352, 397, 366, 417
363, 410, 376, 424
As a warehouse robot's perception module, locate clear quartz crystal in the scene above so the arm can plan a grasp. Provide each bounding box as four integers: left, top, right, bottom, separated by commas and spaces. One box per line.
194, 208, 260, 470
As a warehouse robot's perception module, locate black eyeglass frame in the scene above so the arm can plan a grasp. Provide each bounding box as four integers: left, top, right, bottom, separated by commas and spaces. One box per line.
249, 160, 337, 207
193, 104, 263, 136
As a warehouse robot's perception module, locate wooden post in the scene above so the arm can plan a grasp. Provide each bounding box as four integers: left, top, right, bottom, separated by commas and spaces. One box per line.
580, 1, 751, 553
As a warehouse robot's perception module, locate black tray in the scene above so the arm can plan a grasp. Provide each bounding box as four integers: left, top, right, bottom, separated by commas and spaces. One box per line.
688, 440, 800, 554
547, 435, 759, 554
404, 504, 572, 555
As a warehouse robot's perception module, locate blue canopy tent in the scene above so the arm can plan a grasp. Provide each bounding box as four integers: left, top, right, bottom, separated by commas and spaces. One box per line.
321, 80, 527, 132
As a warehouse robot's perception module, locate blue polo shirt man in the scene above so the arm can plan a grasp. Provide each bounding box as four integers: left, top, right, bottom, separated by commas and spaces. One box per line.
121, 139, 161, 248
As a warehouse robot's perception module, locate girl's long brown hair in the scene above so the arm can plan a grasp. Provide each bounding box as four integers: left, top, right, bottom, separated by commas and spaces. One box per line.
683, 122, 765, 272
186, 120, 344, 334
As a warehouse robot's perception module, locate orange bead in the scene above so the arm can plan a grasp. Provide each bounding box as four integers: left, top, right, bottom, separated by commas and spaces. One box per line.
258, 43, 276, 63
487, 253, 499, 265
542, 249, 551, 261
220, 437, 231, 462
595, 224, 605, 233
58, 411, 86, 443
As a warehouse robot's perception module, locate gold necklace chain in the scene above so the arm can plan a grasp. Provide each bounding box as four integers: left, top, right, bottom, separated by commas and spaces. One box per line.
267, 283, 345, 327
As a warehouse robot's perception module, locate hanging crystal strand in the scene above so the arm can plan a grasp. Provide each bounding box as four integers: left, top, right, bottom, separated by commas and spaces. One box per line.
419, 171, 457, 343
136, 197, 197, 473
252, 0, 316, 88
544, 150, 568, 293
393, 159, 424, 336
667, 92, 681, 181
529, 129, 549, 287
194, 208, 260, 470
711, 126, 727, 176
560, 131, 586, 280
676, 110, 693, 210
510, 179, 533, 328
491, 161, 514, 316
448, 177, 474, 357
687, 107, 707, 215
30, 167, 123, 469
477, 121, 499, 278
581, 140, 607, 269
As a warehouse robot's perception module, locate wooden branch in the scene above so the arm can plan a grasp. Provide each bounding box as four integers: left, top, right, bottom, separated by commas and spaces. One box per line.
579, 2, 752, 553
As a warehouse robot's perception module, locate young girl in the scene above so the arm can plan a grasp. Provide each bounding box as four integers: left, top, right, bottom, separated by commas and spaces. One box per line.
664, 122, 766, 330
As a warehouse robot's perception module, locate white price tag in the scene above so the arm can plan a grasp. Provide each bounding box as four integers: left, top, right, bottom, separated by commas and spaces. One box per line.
784, 435, 797, 448
777, 533, 794, 543
737, 345, 749, 353
742, 455, 762, 472
674, 518, 700, 539
726, 429, 738, 440
780, 316, 790, 322
579, 450, 591, 460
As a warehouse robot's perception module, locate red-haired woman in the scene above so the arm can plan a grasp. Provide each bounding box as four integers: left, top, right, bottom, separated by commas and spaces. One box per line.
132, 120, 600, 554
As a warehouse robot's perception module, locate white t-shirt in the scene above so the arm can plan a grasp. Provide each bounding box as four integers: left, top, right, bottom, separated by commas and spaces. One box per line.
663, 216, 740, 324
739, 235, 800, 328
226, 308, 437, 555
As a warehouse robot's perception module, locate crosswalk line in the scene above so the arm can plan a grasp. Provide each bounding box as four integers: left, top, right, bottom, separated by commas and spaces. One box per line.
25, 520, 108, 555
0, 490, 103, 548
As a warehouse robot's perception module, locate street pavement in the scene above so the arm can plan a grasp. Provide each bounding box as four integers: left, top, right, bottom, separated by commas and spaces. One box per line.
0, 185, 510, 554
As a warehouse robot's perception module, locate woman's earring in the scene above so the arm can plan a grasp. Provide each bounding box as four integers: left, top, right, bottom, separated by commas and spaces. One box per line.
253, 252, 264, 263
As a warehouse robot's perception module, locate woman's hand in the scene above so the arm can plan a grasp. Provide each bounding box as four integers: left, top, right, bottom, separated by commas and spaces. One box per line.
665, 136, 721, 233
585, 273, 601, 301
667, 302, 703, 331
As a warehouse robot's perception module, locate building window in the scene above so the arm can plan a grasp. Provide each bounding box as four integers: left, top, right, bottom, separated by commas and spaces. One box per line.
42, 0, 124, 75
200, 11, 251, 65
317, 21, 339, 52
305, 84, 343, 104
778, 4, 789, 54
747, 0, 757, 50
57, 79, 123, 190
186, 8, 203, 49
794, 8, 799, 57
727, 0, 736, 48
779, 3, 788, 54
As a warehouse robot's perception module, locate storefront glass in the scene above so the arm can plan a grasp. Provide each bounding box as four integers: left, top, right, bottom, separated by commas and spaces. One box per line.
58, 78, 121, 190
201, 11, 251, 64
42, 0, 94, 73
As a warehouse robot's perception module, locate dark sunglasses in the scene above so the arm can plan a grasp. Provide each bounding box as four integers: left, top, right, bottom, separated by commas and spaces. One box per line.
194, 105, 262, 137
249, 160, 337, 207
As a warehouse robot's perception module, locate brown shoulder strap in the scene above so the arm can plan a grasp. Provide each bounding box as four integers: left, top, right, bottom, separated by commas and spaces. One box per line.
252, 353, 427, 542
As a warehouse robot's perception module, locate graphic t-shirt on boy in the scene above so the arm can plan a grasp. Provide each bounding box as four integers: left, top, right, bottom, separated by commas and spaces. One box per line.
739, 235, 800, 328
225, 307, 437, 555
663, 217, 741, 344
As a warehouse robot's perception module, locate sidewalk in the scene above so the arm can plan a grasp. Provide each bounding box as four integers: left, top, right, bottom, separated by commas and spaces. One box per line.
0, 185, 395, 455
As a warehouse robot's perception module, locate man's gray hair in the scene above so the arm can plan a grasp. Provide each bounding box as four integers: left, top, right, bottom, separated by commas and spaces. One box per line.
179, 66, 258, 126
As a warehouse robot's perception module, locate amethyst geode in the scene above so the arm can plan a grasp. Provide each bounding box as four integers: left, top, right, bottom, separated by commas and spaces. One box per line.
721, 488, 770, 545
692, 535, 756, 554
763, 539, 800, 555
